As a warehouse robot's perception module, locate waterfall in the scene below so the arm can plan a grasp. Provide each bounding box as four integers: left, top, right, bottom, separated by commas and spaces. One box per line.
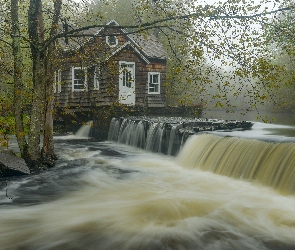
108, 117, 253, 155
167, 124, 181, 156
75, 121, 93, 138
108, 117, 182, 155
145, 122, 164, 152
177, 133, 295, 195
110, 118, 147, 149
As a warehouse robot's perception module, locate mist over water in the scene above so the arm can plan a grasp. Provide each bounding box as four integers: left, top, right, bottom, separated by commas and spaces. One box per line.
1, 122, 295, 249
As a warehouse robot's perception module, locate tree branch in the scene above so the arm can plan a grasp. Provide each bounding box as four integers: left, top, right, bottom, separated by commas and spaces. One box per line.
40, 5, 295, 52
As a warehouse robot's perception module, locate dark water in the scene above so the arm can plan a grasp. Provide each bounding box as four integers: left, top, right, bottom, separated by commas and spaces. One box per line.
1, 119, 295, 250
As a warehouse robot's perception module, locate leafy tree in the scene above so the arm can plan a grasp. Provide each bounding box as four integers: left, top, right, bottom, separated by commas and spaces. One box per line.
260, 1, 295, 111
87, 0, 295, 112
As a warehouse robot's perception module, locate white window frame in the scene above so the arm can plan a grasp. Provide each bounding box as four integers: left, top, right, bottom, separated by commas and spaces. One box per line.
54, 70, 62, 93
93, 66, 100, 90
53, 72, 57, 93
106, 35, 118, 47
72, 67, 87, 91
148, 72, 160, 94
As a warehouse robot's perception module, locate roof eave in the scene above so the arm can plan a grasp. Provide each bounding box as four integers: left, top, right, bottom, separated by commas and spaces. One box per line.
105, 41, 150, 64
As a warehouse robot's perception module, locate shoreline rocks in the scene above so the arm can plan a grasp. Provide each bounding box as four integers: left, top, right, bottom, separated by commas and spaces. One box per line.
0, 152, 30, 177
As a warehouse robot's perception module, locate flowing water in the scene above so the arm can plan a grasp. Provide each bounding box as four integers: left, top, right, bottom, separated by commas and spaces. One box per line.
74, 121, 93, 138
1, 120, 295, 249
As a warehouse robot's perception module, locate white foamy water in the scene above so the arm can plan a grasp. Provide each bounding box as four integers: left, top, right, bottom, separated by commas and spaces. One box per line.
1, 122, 295, 249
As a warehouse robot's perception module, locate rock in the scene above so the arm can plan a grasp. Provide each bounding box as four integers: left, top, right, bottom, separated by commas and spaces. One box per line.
0, 153, 30, 177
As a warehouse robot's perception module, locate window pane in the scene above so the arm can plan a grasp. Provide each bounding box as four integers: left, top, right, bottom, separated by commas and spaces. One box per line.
154, 84, 158, 93
152, 74, 159, 83
74, 69, 85, 80
108, 36, 117, 45
126, 71, 132, 88
73, 68, 86, 90
148, 73, 160, 94
58, 70, 61, 82
94, 67, 100, 89
123, 71, 126, 86
74, 80, 84, 89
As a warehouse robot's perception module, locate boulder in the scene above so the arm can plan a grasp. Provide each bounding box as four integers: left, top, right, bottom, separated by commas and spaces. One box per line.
0, 152, 30, 177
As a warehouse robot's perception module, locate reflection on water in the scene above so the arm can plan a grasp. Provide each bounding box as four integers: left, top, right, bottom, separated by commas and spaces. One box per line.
1, 121, 295, 249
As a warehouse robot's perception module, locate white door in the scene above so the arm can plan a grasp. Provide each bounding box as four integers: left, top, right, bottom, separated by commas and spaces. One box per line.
119, 61, 135, 105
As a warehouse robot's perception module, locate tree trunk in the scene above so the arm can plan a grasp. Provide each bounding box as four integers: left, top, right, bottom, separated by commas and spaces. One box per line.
27, 0, 45, 170
27, 52, 45, 170
41, 0, 62, 166
41, 53, 56, 166
10, 0, 28, 159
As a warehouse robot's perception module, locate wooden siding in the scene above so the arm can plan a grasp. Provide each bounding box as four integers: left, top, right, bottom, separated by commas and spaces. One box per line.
55, 29, 167, 109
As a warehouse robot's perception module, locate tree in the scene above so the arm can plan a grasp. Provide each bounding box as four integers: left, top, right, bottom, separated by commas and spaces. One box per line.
260, 1, 295, 111
9, 0, 63, 170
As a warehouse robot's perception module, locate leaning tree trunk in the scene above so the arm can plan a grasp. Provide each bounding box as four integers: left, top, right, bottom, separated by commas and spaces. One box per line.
10, 0, 28, 158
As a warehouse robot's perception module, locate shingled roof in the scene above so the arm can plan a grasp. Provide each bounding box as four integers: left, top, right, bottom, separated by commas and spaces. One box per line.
60, 20, 167, 63
93, 19, 167, 61
127, 33, 167, 60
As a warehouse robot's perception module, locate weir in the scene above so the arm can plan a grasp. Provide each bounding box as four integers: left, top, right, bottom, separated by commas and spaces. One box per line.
177, 134, 295, 195
108, 117, 295, 195
108, 116, 253, 155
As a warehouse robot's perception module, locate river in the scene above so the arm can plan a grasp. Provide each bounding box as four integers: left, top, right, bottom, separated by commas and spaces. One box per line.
1, 114, 295, 250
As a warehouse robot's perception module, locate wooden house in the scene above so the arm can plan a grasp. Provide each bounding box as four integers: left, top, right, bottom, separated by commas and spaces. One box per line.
54, 20, 167, 109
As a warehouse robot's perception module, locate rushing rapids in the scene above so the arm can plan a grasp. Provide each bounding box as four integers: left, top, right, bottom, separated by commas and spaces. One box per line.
1, 121, 295, 249
108, 117, 295, 194
177, 134, 295, 195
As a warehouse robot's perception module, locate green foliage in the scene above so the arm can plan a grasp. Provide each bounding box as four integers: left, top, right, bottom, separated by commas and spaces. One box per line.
0, 115, 30, 134
89, 0, 295, 113
260, 0, 295, 111
4, 0, 295, 118
0, 115, 29, 148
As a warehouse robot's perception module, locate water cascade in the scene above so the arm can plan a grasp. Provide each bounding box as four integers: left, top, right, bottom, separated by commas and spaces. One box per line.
108, 117, 253, 155
74, 121, 93, 138
177, 133, 295, 195
2, 123, 295, 249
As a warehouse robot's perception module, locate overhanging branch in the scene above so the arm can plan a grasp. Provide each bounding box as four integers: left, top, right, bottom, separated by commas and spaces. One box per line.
41, 5, 295, 52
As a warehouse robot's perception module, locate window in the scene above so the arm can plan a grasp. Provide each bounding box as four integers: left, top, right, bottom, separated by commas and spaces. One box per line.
54, 70, 62, 93
120, 63, 134, 88
72, 67, 87, 91
148, 72, 160, 94
106, 35, 118, 47
94, 67, 100, 90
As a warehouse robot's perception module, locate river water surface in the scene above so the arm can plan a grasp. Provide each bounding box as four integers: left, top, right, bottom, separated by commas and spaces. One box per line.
1, 119, 295, 250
